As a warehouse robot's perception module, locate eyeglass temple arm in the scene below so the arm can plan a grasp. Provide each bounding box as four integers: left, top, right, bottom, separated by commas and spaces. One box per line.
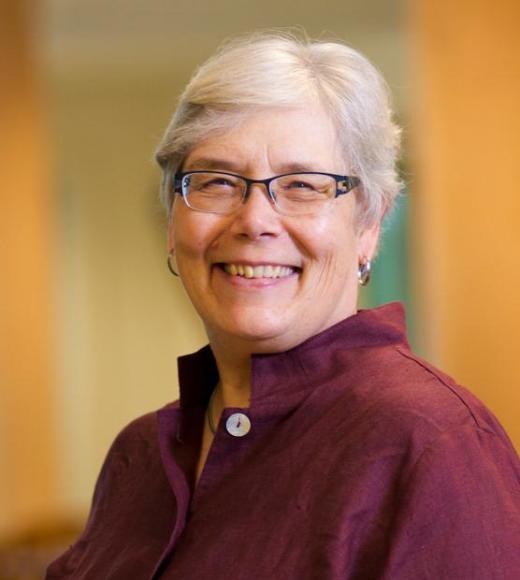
337, 176, 361, 197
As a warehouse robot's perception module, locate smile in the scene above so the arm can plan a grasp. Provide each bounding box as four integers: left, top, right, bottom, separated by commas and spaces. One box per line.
222, 263, 299, 279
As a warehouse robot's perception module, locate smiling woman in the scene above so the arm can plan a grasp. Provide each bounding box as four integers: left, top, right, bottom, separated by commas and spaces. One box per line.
46, 31, 520, 580
168, 107, 377, 358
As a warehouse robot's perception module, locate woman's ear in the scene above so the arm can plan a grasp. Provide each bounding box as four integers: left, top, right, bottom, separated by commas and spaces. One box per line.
167, 211, 175, 254
357, 222, 381, 262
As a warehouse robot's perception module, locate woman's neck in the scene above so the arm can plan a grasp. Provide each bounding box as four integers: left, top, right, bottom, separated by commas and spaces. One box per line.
209, 339, 252, 409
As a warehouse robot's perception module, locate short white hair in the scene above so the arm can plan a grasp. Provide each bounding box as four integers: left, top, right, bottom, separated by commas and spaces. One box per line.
156, 31, 402, 228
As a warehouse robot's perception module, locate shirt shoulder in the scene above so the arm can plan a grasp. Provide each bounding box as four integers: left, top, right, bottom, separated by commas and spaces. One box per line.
46, 408, 176, 579
356, 343, 505, 430
95, 409, 163, 475
106, 400, 179, 455
320, 342, 518, 468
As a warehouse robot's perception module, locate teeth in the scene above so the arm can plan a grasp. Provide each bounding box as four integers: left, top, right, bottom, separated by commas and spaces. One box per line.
253, 265, 265, 277
223, 263, 296, 279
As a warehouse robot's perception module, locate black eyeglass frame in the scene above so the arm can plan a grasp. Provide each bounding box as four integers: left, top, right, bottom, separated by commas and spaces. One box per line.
172, 170, 361, 212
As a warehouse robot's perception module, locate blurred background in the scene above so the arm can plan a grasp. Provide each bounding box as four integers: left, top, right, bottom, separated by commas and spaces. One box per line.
1, 0, 519, 576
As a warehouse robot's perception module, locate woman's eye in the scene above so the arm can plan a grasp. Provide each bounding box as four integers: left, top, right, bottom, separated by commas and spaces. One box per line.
200, 177, 235, 189
287, 181, 316, 191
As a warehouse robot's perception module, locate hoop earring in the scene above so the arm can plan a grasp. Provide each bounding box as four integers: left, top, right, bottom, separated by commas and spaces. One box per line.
167, 251, 179, 277
357, 258, 371, 286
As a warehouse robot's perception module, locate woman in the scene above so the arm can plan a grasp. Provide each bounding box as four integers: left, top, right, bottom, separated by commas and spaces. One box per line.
47, 33, 520, 579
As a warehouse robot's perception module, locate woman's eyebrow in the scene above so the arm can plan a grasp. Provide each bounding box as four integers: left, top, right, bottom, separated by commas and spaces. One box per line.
274, 162, 318, 173
185, 157, 241, 172
184, 157, 320, 174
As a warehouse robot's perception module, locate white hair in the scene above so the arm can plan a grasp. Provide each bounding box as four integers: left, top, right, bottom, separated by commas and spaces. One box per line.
156, 31, 402, 228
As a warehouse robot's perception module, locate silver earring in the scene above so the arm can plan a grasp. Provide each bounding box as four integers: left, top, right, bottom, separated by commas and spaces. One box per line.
357, 258, 371, 286
167, 252, 179, 277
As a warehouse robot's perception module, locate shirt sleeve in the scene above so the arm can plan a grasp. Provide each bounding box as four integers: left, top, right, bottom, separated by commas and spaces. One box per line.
382, 423, 520, 580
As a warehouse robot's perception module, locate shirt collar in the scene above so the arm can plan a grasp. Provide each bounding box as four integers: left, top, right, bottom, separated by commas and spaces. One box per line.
176, 302, 409, 412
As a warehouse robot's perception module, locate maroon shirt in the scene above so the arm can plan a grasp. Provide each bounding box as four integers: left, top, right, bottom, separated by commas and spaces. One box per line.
47, 303, 520, 579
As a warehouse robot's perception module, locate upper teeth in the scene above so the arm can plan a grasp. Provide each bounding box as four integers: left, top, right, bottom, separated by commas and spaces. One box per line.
224, 264, 295, 279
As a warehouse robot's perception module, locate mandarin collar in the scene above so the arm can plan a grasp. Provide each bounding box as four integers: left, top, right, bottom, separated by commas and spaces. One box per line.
176, 302, 409, 412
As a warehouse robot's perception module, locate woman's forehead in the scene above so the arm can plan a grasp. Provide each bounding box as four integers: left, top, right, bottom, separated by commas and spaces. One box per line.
182, 107, 346, 175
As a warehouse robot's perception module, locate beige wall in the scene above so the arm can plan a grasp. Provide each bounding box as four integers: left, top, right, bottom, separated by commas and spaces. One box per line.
0, 0, 58, 537
411, 0, 520, 446
49, 73, 208, 516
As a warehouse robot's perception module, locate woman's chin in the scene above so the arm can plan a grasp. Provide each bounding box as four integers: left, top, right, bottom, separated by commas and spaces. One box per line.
208, 308, 297, 350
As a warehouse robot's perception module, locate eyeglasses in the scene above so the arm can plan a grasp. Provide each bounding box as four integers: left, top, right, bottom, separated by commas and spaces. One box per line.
172, 170, 360, 216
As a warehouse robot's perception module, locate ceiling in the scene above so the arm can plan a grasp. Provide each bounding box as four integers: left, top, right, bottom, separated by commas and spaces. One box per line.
39, 0, 407, 111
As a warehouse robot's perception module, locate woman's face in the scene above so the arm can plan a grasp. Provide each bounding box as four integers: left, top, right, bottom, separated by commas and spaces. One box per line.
168, 107, 379, 353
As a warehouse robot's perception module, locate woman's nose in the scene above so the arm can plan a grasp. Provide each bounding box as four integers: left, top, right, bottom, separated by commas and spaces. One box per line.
228, 184, 282, 240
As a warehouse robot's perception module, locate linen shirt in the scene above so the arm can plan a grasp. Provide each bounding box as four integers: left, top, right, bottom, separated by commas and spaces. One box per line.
46, 303, 520, 579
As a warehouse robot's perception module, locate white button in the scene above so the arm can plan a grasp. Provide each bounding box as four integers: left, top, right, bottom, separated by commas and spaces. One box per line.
226, 413, 251, 437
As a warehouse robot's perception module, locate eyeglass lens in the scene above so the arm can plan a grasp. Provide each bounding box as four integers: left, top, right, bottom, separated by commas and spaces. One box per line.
181, 172, 337, 215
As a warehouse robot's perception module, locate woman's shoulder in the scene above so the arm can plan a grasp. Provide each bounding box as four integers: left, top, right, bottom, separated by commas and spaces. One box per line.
380, 345, 503, 430
103, 400, 180, 459
109, 409, 158, 447
87, 403, 181, 509
328, 343, 516, 458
